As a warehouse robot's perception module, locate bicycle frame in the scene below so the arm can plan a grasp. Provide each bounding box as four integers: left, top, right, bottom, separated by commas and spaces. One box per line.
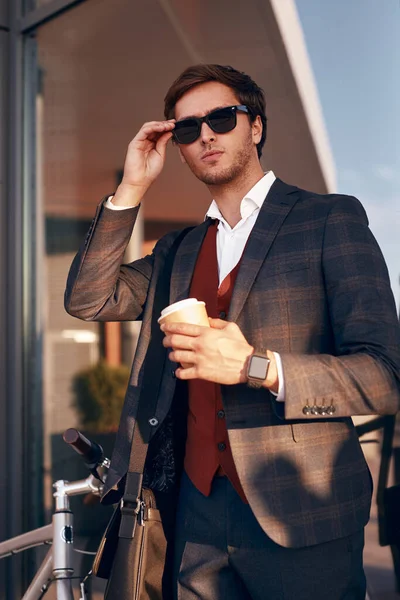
0, 462, 109, 600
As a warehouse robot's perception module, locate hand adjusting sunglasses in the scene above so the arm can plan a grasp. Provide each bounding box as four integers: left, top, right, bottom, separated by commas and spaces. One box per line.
172, 104, 249, 145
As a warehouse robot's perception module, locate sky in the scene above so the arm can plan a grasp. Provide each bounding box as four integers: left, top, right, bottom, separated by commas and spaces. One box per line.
294, 0, 399, 302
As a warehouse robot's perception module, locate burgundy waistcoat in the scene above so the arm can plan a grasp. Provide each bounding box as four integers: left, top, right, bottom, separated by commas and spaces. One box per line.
184, 220, 247, 503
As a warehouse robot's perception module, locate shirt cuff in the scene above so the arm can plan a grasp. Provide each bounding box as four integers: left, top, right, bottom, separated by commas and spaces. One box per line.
104, 195, 136, 211
270, 352, 285, 401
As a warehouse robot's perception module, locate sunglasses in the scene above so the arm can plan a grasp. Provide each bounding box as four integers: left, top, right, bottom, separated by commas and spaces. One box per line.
172, 104, 250, 145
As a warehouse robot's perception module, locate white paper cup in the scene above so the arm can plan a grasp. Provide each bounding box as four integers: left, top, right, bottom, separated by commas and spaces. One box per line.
158, 298, 209, 368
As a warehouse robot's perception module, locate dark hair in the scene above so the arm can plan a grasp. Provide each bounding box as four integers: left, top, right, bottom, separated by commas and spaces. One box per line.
164, 64, 267, 158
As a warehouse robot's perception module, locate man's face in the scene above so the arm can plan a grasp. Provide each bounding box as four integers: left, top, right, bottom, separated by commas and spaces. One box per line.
173, 81, 262, 186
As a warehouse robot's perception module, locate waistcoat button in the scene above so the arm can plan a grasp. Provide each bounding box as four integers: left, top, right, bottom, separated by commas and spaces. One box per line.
217, 410, 225, 419
218, 442, 226, 452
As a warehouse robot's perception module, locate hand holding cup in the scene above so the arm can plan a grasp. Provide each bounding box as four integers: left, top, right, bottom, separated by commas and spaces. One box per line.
158, 298, 209, 368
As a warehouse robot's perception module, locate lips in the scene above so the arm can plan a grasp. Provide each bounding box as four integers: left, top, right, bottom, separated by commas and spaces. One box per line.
201, 150, 223, 161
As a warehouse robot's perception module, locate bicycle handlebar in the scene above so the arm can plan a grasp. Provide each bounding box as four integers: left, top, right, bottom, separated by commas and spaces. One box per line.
63, 428, 104, 467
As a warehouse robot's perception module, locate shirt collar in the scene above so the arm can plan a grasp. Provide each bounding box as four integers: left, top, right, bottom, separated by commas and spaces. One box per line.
205, 170, 276, 223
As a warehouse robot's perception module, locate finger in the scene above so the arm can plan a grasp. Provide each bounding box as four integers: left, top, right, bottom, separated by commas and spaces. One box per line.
141, 121, 175, 135
175, 366, 197, 380
160, 322, 203, 336
168, 350, 196, 364
134, 121, 175, 143
163, 333, 195, 350
141, 120, 175, 129
208, 318, 229, 329
156, 131, 174, 156
143, 125, 175, 144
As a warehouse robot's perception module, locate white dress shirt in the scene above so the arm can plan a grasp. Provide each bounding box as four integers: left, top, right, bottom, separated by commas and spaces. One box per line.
105, 170, 285, 400
206, 171, 275, 285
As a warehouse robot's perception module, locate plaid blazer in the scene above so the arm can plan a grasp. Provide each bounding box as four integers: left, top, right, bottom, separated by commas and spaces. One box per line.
65, 178, 400, 548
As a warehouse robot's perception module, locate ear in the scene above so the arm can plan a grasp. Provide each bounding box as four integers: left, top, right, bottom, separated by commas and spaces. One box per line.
252, 115, 263, 146
178, 147, 187, 165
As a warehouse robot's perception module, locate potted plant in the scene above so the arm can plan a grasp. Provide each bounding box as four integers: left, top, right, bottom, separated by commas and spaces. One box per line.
73, 360, 130, 433
51, 361, 130, 539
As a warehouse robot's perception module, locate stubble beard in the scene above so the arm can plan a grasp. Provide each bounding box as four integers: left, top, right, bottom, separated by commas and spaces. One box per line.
189, 135, 254, 187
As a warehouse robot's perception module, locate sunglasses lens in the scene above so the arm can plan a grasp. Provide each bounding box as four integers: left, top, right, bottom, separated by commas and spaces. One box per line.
173, 107, 239, 144
173, 119, 199, 144
208, 108, 236, 133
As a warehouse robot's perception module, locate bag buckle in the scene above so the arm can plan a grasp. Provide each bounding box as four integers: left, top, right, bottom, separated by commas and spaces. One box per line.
119, 497, 142, 539
120, 497, 141, 515
120, 498, 146, 525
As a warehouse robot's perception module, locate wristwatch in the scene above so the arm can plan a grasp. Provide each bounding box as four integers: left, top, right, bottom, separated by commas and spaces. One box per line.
246, 351, 270, 389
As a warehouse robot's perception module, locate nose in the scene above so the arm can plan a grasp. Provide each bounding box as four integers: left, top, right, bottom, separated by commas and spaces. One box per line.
200, 122, 216, 144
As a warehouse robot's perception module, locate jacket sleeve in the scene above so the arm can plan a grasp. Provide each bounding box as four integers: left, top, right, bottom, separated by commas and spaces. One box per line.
280, 195, 400, 419
65, 199, 155, 322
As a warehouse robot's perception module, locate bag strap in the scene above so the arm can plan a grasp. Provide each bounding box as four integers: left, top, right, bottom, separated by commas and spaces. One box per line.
377, 414, 396, 504
377, 414, 396, 545
119, 225, 195, 538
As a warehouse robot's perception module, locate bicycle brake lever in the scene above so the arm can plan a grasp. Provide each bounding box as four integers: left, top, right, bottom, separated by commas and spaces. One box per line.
84, 462, 105, 484
91, 467, 105, 484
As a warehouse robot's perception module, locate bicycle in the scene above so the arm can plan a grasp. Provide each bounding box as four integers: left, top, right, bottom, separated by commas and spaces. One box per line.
0, 429, 110, 600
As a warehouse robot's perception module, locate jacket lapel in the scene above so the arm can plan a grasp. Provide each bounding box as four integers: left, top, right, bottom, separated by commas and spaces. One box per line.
228, 179, 300, 323
169, 217, 214, 304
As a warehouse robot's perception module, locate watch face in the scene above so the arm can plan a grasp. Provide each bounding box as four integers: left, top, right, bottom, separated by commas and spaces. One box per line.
249, 355, 269, 380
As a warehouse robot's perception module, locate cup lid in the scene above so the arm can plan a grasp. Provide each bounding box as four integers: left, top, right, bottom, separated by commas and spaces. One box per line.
159, 298, 204, 320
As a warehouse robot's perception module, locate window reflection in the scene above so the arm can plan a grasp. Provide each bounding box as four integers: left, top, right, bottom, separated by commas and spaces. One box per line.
34, 1, 201, 560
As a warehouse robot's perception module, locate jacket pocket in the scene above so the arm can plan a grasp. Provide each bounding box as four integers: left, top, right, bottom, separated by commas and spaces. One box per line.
290, 418, 353, 443
268, 257, 310, 276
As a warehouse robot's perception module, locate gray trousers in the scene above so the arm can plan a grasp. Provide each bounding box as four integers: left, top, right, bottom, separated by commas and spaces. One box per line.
172, 472, 366, 600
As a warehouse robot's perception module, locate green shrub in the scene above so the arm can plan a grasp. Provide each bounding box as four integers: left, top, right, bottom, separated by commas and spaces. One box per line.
72, 361, 130, 432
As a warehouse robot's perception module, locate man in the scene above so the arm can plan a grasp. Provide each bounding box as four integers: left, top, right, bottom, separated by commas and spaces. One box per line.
65, 64, 400, 599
